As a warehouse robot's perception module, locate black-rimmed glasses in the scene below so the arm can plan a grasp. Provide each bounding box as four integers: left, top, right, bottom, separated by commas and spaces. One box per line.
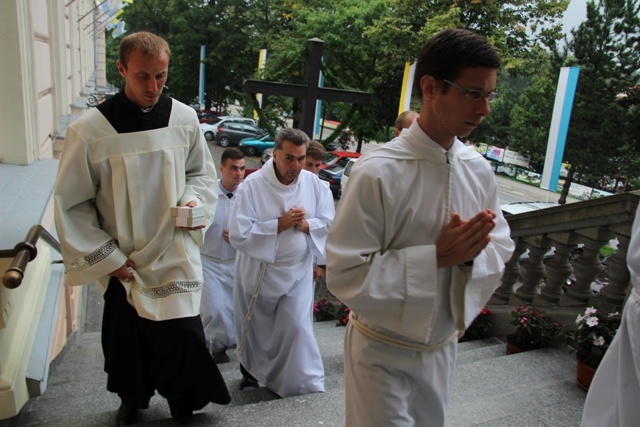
442, 79, 499, 102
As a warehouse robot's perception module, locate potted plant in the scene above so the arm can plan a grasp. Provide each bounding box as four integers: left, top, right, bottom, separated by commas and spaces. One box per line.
335, 302, 351, 327
570, 306, 621, 390
313, 298, 335, 322
507, 306, 564, 354
460, 307, 494, 342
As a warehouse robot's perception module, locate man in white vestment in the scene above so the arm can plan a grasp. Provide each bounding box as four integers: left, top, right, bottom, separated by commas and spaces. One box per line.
200, 147, 245, 363
394, 110, 419, 138
303, 140, 331, 282
580, 205, 640, 427
54, 32, 229, 426
326, 29, 515, 427
229, 128, 335, 397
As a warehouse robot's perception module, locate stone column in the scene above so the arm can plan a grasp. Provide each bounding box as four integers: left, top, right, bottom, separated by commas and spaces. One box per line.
560, 227, 614, 307
510, 235, 551, 305
534, 232, 579, 306
489, 238, 526, 304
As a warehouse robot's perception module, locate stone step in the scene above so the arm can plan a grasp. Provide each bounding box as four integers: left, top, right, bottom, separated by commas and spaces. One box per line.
457, 337, 508, 365
8, 324, 586, 427
448, 347, 585, 426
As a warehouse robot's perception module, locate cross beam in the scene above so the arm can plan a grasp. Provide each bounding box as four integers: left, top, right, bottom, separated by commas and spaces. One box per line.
243, 37, 371, 138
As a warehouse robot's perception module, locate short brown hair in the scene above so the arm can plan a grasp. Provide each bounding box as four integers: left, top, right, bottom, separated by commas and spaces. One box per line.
119, 31, 171, 68
274, 128, 310, 150
221, 147, 244, 165
306, 140, 326, 161
413, 29, 500, 102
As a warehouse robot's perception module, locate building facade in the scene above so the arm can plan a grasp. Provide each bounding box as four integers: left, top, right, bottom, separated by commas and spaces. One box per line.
0, 0, 106, 419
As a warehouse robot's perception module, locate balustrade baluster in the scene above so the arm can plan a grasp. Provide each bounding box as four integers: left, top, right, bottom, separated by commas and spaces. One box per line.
534, 234, 578, 306
591, 233, 630, 311
560, 230, 612, 307
489, 238, 526, 304
509, 235, 551, 305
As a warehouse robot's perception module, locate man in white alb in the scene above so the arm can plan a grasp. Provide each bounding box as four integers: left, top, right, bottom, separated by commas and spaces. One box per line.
229, 128, 335, 397
580, 204, 640, 427
394, 110, 419, 138
326, 29, 515, 426
200, 147, 245, 364
303, 140, 331, 282
54, 31, 229, 425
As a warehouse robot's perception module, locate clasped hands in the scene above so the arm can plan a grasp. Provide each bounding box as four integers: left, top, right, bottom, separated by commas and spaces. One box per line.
436, 209, 496, 268
278, 207, 308, 234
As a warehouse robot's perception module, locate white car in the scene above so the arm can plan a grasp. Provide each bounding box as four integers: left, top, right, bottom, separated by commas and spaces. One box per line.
339, 157, 358, 198
500, 201, 558, 216
199, 116, 257, 141
261, 148, 273, 164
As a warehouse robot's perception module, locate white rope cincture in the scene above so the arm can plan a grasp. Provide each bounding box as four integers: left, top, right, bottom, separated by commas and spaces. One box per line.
349, 312, 460, 353
236, 256, 307, 355
237, 261, 268, 355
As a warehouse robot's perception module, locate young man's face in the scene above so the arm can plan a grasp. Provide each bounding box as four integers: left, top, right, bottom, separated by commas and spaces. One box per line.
117, 49, 169, 109
220, 158, 245, 191
303, 157, 324, 175
273, 140, 306, 185
420, 66, 496, 148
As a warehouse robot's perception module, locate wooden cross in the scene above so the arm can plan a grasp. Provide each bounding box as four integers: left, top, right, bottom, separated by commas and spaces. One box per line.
243, 37, 371, 138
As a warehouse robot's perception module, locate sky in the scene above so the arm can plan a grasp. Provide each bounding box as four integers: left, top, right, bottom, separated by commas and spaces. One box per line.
562, 0, 588, 37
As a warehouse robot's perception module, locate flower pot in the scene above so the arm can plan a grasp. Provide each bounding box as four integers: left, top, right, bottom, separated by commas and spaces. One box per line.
576, 356, 596, 391
506, 334, 525, 355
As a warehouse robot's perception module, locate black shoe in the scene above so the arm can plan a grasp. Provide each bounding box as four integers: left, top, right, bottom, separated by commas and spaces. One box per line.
240, 375, 259, 390
212, 350, 230, 364
116, 402, 138, 426
239, 364, 259, 390
169, 403, 193, 424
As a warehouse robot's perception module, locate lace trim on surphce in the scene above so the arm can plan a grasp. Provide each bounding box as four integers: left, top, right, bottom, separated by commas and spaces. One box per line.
133, 280, 203, 299
68, 240, 118, 272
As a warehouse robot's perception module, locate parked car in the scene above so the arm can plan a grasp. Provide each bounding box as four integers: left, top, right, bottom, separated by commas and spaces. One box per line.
261, 144, 348, 165
318, 156, 355, 198
200, 116, 258, 141
340, 157, 358, 198
194, 109, 221, 123
238, 134, 276, 157
215, 123, 266, 147
261, 148, 274, 164
244, 168, 259, 178
323, 150, 361, 170
500, 201, 559, 216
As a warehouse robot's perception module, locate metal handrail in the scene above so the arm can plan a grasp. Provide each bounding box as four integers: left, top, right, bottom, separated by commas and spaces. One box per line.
1, 225, 61, 289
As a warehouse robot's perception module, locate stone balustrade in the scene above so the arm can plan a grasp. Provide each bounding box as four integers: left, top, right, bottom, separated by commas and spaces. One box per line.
489, 190, 640, 314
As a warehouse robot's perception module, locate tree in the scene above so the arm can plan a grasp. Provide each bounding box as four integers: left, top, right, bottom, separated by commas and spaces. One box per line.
508, 50, 564, 164
562, 0, 639, 196
472, 71, 532, 147
510, 0, 640, 200
106, 0, 574, 144
109, 0, 255, 111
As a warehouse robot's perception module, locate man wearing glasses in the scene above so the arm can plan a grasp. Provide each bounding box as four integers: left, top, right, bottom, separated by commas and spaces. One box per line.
326, 28, 515, 426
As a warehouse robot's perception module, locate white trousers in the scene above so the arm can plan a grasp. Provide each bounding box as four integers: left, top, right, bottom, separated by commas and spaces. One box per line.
199, 256, 236, 353
343, 320, 457, 427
